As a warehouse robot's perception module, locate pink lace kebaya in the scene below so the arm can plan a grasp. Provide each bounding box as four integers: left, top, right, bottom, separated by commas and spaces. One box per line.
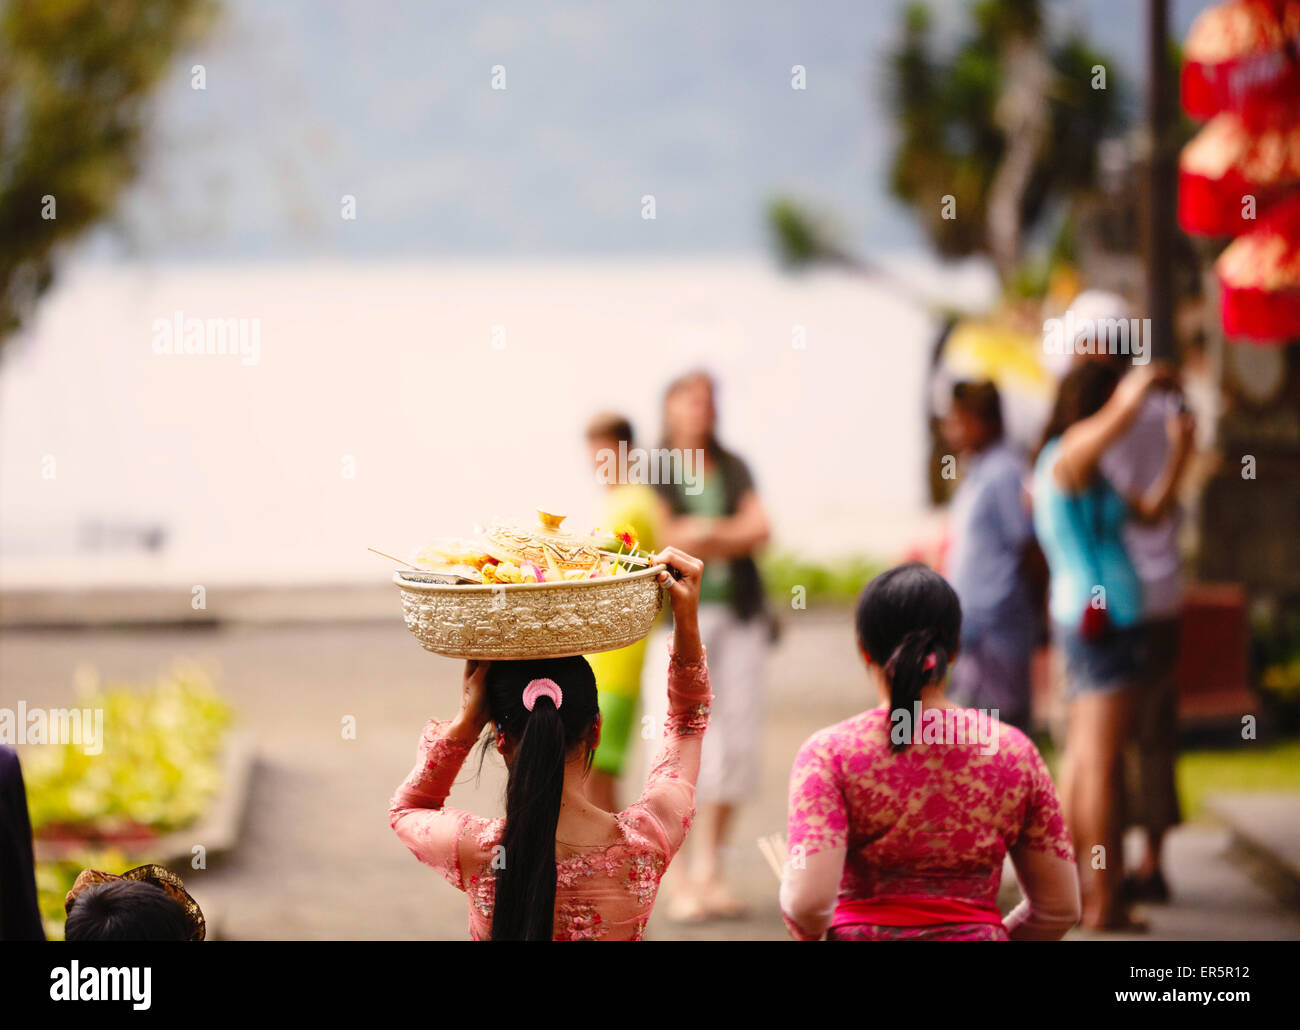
781, 705, 1078, 941
390, 649, 712, 940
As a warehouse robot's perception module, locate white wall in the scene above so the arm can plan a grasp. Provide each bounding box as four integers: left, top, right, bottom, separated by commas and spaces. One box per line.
0, 256, 994, 587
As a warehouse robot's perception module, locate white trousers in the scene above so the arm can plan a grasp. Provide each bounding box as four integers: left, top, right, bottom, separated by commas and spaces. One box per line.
641, 603, 769, 803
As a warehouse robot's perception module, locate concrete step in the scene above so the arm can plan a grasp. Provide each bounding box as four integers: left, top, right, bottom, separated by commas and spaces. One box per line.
1205, 792, 1300, 907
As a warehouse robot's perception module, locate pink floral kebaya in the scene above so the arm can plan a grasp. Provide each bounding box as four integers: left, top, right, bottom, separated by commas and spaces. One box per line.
390, 649, 712, 940
782, 706, 1075, 941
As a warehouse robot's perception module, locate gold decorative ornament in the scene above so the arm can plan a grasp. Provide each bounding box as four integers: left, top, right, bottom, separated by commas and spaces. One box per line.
479, 510, 604, 573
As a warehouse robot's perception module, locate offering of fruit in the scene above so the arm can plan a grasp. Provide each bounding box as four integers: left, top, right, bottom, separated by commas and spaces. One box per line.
399, 511, 657, 585
409, 538, 495, 579
479, 511, 603, 575
392, 512, 665, 659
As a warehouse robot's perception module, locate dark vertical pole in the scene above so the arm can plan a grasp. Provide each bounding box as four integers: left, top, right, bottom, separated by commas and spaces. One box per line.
1145, 0, 1175, 361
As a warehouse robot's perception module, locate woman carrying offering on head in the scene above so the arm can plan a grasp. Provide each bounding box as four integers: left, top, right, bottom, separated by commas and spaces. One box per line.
389, 548, 710, 940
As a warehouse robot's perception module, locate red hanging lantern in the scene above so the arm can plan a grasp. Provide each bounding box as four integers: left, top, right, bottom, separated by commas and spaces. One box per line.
1182, 0, 1300, 128
1216, 193, 1300, 340
1179, 110, 1300, 235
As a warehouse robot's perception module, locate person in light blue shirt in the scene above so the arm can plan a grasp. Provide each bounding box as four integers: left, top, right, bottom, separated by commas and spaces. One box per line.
943, 381, 1037, 731
1031, 360, 1194, 932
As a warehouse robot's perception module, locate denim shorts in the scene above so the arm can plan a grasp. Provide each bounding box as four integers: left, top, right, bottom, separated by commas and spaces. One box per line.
1055, 622, 1143, 697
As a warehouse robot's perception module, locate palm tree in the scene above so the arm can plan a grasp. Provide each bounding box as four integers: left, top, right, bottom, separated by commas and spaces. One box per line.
770, 0, 1126, 295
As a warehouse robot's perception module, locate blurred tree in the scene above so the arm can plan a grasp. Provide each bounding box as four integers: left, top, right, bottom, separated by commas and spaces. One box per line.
767, 195, 956, 315
0, 0, 215, 357
769, 0, 1126, 295
768, 197, 858, 270
888, 0, 1124, 285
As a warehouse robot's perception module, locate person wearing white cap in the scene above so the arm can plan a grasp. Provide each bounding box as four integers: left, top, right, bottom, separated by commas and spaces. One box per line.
1058, 292, 1186, 906
1034, 290, 1196, 925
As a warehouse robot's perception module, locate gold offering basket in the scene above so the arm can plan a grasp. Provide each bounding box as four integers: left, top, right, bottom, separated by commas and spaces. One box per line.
393, 565, 665, 660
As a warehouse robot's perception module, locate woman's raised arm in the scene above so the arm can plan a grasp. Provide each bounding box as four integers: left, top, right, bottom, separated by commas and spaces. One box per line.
626, 548, 712, 856
388, 662, 492, 890
1128, 409, 1195, 525
1053, 364, 1170, 492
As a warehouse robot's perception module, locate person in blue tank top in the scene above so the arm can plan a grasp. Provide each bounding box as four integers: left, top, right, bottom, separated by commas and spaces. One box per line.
1031, 360, 1194, 931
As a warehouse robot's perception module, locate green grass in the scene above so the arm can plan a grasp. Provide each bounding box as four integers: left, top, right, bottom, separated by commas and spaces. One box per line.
760, 550, 886, 607
1175, 739, 1300, 819
1037, 737, 1300, 821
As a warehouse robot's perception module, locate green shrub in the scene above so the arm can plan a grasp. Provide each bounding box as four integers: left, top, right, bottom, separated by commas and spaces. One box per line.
761, 551, 886, 607
23, 664, 232, 837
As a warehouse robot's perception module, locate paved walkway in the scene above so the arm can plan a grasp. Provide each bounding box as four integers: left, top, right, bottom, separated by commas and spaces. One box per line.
3, 614, 1297, 940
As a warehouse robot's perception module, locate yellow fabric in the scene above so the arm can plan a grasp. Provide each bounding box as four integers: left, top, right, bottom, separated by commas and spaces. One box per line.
594, 483, 660, 559
944, 321, 1052, 397
588, 484, 661, 699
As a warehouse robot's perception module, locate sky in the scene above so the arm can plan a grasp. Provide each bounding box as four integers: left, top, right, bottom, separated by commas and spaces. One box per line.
95, 0, 1219, 265
3, 0, 1224, 586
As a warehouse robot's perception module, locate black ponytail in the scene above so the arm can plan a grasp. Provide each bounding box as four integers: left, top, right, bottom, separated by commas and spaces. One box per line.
483, 657, 598, 941
855, 563, 961, 752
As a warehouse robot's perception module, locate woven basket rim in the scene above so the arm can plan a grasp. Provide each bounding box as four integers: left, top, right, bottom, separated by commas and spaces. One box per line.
392, 563, 665, 594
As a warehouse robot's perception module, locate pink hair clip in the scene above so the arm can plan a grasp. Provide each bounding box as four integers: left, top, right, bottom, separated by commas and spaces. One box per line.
922, 652, 938, 672
522, 677, 563, 711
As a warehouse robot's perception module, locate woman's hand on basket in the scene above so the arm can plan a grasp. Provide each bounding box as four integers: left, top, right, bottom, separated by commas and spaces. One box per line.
450, 659, 492, 742
653, 547, 704, 660
654, 547, 702, 609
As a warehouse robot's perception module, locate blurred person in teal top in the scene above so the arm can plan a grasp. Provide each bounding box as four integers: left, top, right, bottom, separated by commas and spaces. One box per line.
1031, 360, 1194, 932
1034, 437, 1144, 632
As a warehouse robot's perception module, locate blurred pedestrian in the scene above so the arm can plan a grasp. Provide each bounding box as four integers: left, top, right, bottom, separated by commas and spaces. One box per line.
942, 380, 1039, 731
583, 412, 664, 812
1031, 361, 1195, 929
781, 563, 1079, 941
643, 370, 771, 921
0, 745, 45, 940
1066, 293, 1188, 905
1106, 389, 1186, 904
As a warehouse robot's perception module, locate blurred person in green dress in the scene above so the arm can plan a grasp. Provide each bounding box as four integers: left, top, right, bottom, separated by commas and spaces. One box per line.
643, 370, 772, 921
